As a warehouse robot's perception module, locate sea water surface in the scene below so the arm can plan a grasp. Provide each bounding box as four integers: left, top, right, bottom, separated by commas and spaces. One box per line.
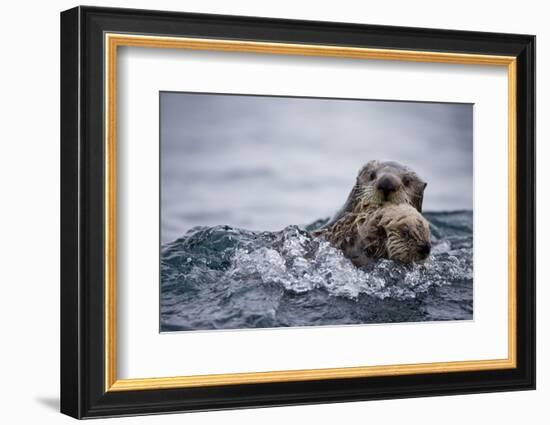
160, 210, 473, 331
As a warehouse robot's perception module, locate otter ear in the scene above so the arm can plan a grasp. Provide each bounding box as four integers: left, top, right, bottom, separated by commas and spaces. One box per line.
413, 181, 427, 213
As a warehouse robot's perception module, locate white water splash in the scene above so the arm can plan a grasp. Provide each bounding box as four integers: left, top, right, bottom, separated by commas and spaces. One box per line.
228, 228, 470, 301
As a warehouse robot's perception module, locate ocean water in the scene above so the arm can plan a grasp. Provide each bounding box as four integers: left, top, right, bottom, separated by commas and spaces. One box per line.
160, 210, 473, 331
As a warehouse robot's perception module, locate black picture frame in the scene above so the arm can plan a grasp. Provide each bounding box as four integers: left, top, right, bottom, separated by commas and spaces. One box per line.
61, 5, 535, 419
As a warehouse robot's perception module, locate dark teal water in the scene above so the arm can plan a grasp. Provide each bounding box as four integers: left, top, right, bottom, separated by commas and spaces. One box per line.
160, 211, 473, 332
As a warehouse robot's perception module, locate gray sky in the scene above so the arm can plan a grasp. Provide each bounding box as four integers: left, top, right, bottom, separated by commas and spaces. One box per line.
161, 92, 473, 243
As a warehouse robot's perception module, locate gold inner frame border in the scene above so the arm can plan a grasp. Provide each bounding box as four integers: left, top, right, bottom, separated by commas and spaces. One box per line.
104, 33, 517, 392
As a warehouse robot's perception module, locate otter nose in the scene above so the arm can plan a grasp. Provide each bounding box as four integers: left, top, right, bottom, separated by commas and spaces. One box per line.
376, 174, 400, 198
418, 242, 431, 258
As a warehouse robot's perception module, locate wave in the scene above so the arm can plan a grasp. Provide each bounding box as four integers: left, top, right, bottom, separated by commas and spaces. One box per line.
161, 211, 473, 331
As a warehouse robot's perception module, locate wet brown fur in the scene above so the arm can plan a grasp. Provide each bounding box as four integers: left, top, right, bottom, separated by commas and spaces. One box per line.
312, 203, 431, 267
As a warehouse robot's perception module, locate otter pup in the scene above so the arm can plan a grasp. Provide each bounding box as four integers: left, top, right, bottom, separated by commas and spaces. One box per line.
326, 160, 427, 228
313, 203, 431, 267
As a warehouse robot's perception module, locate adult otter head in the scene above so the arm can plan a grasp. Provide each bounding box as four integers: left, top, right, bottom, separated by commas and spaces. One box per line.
326, 160, 427, 227
355, 161, 427, 211
361, 204, 431, 263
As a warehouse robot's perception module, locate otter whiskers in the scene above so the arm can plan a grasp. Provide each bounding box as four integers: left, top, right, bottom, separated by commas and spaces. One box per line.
354, 185, 411, 212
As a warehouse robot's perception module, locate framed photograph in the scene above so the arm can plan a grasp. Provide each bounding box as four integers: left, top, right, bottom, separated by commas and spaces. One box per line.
60, 6, 535, 419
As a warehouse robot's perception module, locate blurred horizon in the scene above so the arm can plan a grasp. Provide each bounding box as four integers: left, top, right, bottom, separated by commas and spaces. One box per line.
161, 92, 473, 244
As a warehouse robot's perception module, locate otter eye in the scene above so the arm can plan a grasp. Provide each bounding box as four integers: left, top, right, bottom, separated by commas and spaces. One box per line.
400, 227, 410, 238
369, 171, 377, 181
403, 176, 411, 186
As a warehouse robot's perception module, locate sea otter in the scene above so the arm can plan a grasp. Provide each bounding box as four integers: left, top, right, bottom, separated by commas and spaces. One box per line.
326, 160, 427, 227
313, 203, 431, 267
